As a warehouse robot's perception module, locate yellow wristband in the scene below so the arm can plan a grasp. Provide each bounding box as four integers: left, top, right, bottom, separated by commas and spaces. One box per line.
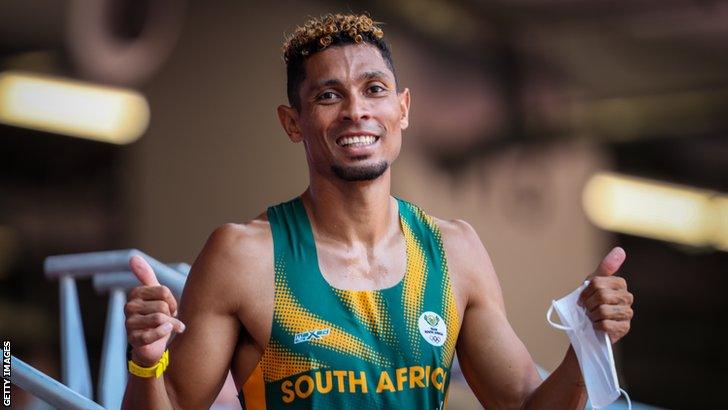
128, 350, 169, 378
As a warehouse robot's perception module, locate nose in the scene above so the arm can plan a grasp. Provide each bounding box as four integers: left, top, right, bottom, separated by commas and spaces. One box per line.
340, 93, 370, 122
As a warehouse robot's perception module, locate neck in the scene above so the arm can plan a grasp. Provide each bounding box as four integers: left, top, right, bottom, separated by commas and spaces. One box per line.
301, 168, 396, 247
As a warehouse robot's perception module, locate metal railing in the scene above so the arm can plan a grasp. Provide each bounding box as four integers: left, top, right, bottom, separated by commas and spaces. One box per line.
10, 249, 189, 410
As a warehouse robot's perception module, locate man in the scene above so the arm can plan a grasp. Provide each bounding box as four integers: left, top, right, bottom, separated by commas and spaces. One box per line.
122, 13, 633, 409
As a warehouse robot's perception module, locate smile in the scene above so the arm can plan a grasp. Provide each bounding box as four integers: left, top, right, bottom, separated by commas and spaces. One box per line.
336, 135, 379, 148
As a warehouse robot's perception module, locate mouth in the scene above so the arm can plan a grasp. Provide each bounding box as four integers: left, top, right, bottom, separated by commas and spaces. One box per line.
336, 134, 380, 148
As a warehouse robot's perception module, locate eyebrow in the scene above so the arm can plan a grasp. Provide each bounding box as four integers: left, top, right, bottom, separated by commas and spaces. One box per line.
359, 70, 389, 81
314, 71, 392, 89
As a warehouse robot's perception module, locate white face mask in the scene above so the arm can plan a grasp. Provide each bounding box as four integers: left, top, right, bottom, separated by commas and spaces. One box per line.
546, 281, 631, 409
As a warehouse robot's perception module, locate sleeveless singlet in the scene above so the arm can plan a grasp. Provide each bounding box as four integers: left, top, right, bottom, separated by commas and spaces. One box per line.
239, 197, 460, 409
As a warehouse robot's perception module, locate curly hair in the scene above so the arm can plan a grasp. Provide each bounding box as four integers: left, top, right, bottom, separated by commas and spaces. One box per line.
282, 13, 396, 109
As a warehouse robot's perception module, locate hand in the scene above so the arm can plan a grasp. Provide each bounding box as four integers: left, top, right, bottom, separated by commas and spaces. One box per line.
578, 247, 634, 344
124, 255, 186, 367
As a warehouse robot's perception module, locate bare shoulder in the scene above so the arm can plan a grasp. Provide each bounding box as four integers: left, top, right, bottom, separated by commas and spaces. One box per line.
183, 213, 273, 312
202, 214, 272, 268
432, 217, 490, 274
432, 217, 502, 310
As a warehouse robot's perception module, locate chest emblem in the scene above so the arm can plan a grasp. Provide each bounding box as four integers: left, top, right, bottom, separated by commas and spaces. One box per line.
418, 311, 447, 347
294, 328, 331, 344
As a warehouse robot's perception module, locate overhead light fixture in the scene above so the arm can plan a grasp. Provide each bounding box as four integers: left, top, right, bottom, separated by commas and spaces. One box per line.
0, 71, 149, 144
583, 172, 727, 251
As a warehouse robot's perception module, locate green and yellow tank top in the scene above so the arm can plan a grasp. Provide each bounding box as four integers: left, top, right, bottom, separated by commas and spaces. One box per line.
240, 197, 460, 409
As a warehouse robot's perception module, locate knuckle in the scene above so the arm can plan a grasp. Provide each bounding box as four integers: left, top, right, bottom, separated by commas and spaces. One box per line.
597, 305, 610, 317
129, 331, 143, 345
161, 286, 172, 299
128, 288, 140, 299
140, 332, 156, 345
139, 333, 151, 345
157, 301, 171, 315
151, 313, 167, 325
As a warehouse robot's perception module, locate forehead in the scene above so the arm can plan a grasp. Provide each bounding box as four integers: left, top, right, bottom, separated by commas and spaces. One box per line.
302, 43, 393, 85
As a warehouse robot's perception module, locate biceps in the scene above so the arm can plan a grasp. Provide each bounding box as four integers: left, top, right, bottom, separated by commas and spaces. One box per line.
165, 305, 240, 408
456, 303, 541, 408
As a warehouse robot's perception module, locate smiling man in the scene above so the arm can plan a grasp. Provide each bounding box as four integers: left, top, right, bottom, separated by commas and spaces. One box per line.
122, 14, 634, 409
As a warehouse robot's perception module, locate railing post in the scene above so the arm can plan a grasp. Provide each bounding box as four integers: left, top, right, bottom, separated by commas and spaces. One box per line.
58, 275, 93, 399
97, 288, 128, 409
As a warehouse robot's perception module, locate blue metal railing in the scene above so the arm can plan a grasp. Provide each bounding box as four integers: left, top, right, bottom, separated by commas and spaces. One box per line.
10, 249, 189, 410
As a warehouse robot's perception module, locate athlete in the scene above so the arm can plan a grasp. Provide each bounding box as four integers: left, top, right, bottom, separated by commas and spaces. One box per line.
122, 13, 634, 409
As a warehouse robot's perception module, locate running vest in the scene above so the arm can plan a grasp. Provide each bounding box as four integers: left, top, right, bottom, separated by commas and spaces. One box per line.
239, 197, 460, 409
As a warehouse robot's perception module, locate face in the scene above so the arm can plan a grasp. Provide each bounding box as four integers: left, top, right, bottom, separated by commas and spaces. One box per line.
278, 43, 410, 182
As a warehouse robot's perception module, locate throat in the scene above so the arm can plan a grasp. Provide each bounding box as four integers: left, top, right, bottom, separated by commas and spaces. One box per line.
315, 232, 407, 292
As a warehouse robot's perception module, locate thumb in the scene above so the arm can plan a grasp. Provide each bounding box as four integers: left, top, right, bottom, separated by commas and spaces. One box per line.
590, 246, 626, 278
129, 255, 160, 286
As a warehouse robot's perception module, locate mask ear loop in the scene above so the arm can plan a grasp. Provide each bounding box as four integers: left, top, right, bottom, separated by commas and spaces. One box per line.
546, 303, 571, 330
619, 388, 632, 410
546, 302, 586, 331
547, 304, 632, 410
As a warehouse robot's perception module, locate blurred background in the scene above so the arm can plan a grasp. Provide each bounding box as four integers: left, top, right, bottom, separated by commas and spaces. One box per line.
1, 0, 727, 409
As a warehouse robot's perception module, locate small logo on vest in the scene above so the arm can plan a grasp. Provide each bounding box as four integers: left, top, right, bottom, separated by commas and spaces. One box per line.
418, 311, 447, 347
294, 328, 330, 344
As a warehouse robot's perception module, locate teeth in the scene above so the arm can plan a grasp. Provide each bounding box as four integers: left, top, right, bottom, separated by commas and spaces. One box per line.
338, 135, 377, 147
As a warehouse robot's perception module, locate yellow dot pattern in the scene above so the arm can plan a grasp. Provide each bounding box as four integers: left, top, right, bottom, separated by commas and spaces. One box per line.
400, 217, 428, 360
273, 260, 393, 368
333, 289, 398, 347
411, 206, 461, 367
260, 340, 328, 383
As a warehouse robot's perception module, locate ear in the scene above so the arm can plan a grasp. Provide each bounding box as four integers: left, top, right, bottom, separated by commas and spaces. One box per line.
277, 105, 303, 142
398, 88, 411, 130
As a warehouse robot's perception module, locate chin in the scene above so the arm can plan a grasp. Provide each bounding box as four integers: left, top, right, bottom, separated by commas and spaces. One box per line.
331, 161, 389, 182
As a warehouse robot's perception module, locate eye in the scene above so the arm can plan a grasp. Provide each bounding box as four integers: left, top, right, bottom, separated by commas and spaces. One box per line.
368, 84, 386, 94
316, 91, 340, 102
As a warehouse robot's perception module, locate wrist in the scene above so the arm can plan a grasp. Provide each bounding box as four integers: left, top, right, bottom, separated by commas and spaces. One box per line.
128, 349, 170, 378
130, 349, 160, 368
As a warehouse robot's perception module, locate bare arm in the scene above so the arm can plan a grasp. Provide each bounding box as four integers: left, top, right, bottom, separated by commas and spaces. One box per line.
122, 223, 263, 409
442, 220, 632, 409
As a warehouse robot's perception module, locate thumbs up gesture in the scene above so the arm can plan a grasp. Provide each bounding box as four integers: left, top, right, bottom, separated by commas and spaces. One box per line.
124, 256, 186, 367
578, 247, 634, 344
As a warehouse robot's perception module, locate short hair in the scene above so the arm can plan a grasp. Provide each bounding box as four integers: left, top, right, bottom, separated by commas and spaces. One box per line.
282, 13, 396, 110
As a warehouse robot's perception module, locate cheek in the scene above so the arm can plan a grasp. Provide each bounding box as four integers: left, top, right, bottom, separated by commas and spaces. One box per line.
379, 100, 403, 129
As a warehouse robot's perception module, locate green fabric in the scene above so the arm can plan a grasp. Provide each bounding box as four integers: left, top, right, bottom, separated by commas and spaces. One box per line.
251, 197, 459, 409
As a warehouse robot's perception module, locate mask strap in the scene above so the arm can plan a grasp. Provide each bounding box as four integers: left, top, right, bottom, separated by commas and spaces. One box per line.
547, 301, 589, 331
546, 303, 572, 331
620, 388, 632, 410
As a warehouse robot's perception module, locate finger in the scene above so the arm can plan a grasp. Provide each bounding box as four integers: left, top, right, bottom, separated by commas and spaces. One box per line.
126, 313, 186, 333
129, 323, 174, 346
593, 319, 630, 341
579, 278, 629, 307
124, 299, 171, 317
130, 255, 160, 286
586, 304, 633, 322
582, 289, 632, 312
131, 286, 178, 316
590, 246, 626, 278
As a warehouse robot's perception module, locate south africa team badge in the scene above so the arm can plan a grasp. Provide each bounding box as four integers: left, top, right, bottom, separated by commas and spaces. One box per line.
418, 311, 447, 346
